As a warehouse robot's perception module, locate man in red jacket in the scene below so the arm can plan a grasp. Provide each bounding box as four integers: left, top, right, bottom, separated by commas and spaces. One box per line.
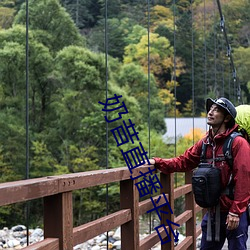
148, 97, 250, 250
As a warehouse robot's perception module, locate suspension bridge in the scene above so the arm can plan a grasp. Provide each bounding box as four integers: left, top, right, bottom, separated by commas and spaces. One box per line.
0, 0, 249, 249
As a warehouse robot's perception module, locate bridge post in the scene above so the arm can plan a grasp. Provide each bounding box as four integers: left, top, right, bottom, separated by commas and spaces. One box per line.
120, 179, 139, 250
44, 192, 73, 250
185, 171, 196, 250
160, 173, 175, 250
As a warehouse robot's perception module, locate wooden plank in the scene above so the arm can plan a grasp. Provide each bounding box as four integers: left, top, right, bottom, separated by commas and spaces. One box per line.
0, 165, 154, 206
195, 204, 203, 213
185, 171, 196, 250
0, 168, 131, 207
139, 194, 169, 216
0, 177, 59, 206
57, 167, 129, 192
140, 211, 192, 250
140, 230, 161, 250
120, 179, 140, 250
160, 173, 175, 250
140, 221, 179, 250
174, 184, 192, 199
44, 192, 73, 250
175, 210, 192, 226
58, 165, 155, 192
175, 236, 193, 250
139, 211, 192, 250
196, 225, 202, 237
22, 238, 59, 250
139, 185, 191, 249
73, 209, 131, 245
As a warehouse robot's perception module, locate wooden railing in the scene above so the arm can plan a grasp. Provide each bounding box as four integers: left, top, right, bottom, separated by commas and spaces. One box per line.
0, 165, 204, 250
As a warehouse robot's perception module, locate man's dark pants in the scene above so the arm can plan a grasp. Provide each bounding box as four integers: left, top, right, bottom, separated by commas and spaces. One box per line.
200, 210, 249, 250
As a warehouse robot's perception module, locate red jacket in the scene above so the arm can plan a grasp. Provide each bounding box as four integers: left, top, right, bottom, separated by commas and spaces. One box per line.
154, 124, 250, 216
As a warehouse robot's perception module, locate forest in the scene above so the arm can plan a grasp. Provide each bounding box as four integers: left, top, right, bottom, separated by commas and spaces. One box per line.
0, 0, 249, 228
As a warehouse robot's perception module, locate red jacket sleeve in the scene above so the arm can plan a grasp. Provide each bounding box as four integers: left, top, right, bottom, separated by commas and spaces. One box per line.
154, 140, 203, 174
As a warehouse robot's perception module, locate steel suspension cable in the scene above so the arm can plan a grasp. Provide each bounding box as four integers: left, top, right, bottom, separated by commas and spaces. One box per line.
76, 0, 79, 27
218, 34, 225, 96
147, 0, 151, 172
25, 0, 30, 245
191, 0, 195, 144
172, 0, 177, 191
203, 0, 207, 97
147, 0, 152, 233
173, 0, 177, 159
213, 0, 217, 94
216, 0, 242, 104
104, 0, 109, 247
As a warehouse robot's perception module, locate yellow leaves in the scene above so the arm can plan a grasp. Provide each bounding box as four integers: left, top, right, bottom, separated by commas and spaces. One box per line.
174, 56, 186, 77
176, 128, 205, 156
166, 80, 180, 91
124, 31, 186, 84
184, 128, 205, 142
158, 88, 174, 105
124, 32, 173, 75
149, 5, 174, 32
200, 112, 207, 118
152, 5, 173, 19
158, 86, 181, 117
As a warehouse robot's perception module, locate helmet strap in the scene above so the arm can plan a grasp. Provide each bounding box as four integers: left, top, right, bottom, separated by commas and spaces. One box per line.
211, 116, 226, 139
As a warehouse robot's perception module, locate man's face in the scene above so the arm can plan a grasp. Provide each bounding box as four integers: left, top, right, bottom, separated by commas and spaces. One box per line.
207, 104, 226, 127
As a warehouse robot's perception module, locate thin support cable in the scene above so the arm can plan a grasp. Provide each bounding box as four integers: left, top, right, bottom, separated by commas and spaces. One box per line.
25, 0, 30, 246
173, 0, 176, 155
219, 34, 225, 96
147, 0, 152, 233
191, 0, 195, 145
104, 0, 109, 247
204, 0, 207, 97
105, 0, 108, 171
233, 69, 236, 103
222, 58, 225, 96
76, 0, 79, 27
228, 64, 231, 99
25, 0, 29, 181
213, 0, 217, 95
173, 0, 177, 189
147, 0, 150, 165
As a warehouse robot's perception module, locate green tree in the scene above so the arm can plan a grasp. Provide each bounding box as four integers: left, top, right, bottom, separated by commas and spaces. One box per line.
86, 17, 138, 60
124, 32, 185, 87
30, 141, 57, 177
234, 46, 250, 102
0, 24, 56, 132
14, 0, 84, 52
0, 6, 15, 29
61, 0, 101, 29
51, 46, 141, 166
116, 63, 166, 132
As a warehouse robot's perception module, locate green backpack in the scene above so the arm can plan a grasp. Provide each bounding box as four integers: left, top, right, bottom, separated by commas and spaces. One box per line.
235, 105, 250, 142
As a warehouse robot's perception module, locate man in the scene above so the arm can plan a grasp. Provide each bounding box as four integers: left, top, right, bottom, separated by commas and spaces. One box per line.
148, 97, 250, 250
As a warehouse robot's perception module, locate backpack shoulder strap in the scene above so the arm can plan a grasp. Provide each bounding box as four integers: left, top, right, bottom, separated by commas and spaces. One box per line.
200, 141, 208, 163
223, 132, 242, 169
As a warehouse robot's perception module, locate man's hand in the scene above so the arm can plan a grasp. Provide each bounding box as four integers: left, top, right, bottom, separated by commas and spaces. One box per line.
226, 213, 240, 230
148, 159, 155, 165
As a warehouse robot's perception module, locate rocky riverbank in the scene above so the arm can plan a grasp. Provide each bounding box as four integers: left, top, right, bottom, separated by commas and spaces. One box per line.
0, 225, 43, 249
0, 225, 197, 250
